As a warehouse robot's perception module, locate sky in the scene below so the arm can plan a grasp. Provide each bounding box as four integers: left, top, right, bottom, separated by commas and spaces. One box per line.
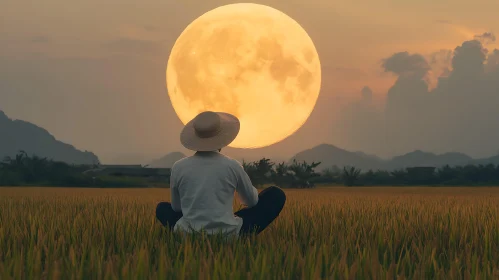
1, 0, 499, 163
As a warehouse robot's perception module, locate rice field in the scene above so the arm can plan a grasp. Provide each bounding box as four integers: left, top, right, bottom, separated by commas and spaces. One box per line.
1, 186, 499, 279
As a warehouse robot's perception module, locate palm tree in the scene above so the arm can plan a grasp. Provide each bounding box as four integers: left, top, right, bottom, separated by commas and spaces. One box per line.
341, 166, 361, 186
287, 160, 321, 188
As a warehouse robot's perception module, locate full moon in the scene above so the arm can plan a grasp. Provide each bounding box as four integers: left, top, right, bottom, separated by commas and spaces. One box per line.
166, 3, 321, 148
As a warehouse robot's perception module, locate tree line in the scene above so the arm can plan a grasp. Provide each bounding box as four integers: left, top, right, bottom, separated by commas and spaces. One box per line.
243, 158, 499, 188
0, 151, 146, 187
2, 152, 499, 187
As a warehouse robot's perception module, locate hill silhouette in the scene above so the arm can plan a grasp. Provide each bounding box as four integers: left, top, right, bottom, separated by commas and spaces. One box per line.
156, 143, 499, 172
0, 110, 99, 164
472, 154, 499, 166
386, 150, 472, 169
149, 152, 186, 168
289, 144, 499, 171
290, 144, 384, 171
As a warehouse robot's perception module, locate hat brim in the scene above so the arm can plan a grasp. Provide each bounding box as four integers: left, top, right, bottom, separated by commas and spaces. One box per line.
180, 112, 240, 151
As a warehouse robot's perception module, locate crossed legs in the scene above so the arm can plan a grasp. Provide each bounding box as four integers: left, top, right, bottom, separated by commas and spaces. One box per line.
235, 186, 286, 236
156, 202, 182, 230
156, 186, 286, 236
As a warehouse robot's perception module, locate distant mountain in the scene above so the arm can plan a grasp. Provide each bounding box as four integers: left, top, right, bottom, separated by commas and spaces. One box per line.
288, 144, 483, 171
149, 152, 186, 168
289, 144, 385, 171
354, 151, 384, 162
472, 155, 499, 166
387, 150, 472, 169
152, 144, 499, 172
0, 110, 99, 164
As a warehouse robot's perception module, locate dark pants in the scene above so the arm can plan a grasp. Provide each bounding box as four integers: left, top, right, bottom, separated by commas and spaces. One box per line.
156, 186, 286, 236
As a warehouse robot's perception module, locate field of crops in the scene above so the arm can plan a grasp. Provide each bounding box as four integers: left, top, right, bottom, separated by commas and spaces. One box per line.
1, 187, 499, 279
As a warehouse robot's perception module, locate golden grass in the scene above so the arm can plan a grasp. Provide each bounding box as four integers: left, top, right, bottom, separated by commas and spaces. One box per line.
1, 186, 499, 279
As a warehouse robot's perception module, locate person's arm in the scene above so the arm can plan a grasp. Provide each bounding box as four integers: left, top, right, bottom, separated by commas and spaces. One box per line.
234, 161, 259, 207
170, 165, 182, 212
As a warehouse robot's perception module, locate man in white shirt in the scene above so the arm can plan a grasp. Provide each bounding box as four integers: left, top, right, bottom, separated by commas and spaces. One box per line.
156, 111, 286, 237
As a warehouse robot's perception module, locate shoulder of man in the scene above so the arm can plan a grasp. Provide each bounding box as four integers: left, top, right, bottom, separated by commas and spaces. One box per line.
217, 153, 239, 164
171, 156, 191, 170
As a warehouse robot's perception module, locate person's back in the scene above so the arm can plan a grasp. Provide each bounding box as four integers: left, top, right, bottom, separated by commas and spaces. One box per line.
170, 151, 258, 235
155, 111, 286, 238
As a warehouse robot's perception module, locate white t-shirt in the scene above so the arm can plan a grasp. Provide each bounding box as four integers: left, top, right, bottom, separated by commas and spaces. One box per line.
169, 151, 259, 236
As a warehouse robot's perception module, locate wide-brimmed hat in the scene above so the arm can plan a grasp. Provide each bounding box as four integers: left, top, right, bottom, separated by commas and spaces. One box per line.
180, 111, 240, 151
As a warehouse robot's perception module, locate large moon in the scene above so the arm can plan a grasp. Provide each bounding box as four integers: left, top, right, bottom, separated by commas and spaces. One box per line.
166, 3, 321, 148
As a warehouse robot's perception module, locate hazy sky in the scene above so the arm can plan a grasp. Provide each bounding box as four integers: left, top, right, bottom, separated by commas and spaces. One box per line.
1, 0, 499, 163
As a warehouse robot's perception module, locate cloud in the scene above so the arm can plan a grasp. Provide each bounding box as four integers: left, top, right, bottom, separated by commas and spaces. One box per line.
381, 52, 430, 79
486, 49, 499, 73
335, 86, 381, 151
428, 49, 453, 67
361, 86, 373, 102
449, 39, 487, 79
342, 39, 499, 157
474, 32, 496, 44
425, 49, 453, 89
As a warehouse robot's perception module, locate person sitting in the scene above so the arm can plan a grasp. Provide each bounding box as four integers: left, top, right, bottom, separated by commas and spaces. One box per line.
156, 111, 286, 237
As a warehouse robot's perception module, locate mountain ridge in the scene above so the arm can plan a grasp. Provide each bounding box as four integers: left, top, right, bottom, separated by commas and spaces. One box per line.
290, 144, 497, 171
0, 110, 100, 164
149, 152, 187, 168
4, 110, 499, 170
154, 144, 499, 171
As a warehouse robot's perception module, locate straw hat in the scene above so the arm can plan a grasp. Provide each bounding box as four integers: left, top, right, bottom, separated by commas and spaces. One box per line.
180, 111, 240, 151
